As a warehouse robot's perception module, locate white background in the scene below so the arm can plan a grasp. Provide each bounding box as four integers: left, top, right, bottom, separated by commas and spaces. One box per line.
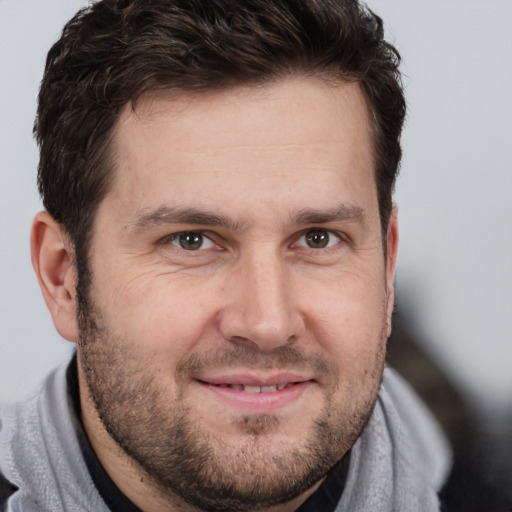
1, 0, 511, 437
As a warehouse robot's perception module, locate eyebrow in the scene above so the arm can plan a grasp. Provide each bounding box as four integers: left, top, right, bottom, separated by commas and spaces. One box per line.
127, 203, 366, 234
127, 206, 244, 233
292, 204, 365, 225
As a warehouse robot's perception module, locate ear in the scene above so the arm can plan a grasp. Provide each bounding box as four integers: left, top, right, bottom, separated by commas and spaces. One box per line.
31, 211, 79, 342
385, 206, 399, 337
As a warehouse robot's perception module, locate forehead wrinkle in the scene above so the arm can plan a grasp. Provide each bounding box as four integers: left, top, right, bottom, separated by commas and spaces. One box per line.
125, 205, 245, 233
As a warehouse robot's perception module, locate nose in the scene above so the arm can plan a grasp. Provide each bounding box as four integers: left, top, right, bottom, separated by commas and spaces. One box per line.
218, 251, 305, 352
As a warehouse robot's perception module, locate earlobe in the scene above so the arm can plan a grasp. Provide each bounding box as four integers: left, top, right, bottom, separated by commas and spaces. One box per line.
385, 207, 399, 337
31, 211, 79, 342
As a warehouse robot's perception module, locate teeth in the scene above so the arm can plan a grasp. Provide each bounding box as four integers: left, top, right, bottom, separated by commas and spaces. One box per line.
236, 384, 288, 393
243, 385, 262, 394
214, 383, 295, 392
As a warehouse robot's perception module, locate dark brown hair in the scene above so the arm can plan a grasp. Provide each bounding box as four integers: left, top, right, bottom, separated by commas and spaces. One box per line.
35, 0, 405, 267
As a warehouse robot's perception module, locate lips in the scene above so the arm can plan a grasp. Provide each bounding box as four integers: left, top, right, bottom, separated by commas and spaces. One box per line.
196, 372, 313, 390
194, 373, 314, 411
205, 382, 295, 393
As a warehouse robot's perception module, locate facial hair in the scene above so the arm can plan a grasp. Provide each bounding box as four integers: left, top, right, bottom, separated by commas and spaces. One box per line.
77, 291, 387, 512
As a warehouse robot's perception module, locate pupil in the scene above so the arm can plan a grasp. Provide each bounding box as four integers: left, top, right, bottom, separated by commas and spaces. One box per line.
179, 233, 202, 250
306, 230, 329, 248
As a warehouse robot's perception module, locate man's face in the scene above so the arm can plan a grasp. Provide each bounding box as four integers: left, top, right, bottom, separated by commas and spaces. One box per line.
77, 78, 397, 511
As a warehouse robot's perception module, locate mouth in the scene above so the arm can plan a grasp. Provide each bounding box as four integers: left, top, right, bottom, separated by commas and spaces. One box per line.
194, 374, 315, 412
198, 381, 301, 393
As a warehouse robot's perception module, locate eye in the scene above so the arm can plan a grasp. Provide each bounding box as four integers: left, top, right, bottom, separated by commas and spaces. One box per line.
168, 232, 215, 251
296, 229, 341, 249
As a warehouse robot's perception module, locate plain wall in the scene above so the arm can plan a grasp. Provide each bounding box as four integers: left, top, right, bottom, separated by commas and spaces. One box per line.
1, 0, 511, 432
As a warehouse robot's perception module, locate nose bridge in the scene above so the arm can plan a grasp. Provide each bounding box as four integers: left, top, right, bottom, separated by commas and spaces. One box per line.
219, 247, 303, 351
250, 250, 288, 322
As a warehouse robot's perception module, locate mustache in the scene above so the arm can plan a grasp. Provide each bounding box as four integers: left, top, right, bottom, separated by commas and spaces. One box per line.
175, 345, 336, 382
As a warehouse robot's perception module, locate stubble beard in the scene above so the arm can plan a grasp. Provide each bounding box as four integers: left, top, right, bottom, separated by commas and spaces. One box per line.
76, 288, 387, 512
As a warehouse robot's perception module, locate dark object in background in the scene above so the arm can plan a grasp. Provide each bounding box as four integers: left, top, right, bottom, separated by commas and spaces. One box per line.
387, 307, 511, 512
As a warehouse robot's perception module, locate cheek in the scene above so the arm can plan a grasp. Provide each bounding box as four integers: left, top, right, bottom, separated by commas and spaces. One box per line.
303, 272, 388, 363
93, 269, 222, 353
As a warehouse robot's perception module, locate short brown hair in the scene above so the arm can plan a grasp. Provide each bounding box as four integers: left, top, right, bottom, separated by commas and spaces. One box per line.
35, 0, 405, 263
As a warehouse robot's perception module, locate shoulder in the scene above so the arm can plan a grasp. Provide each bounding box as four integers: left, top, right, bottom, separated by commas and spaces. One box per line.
335, 367, 451, 511
0, 363, 108, 512
379, 366, 452, 490
0, 403, 18, 510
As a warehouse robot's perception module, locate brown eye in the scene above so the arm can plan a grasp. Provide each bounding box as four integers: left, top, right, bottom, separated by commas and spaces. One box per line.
170, 232, 214, 251
179, 233, 203, 250
305, 230, 330, 248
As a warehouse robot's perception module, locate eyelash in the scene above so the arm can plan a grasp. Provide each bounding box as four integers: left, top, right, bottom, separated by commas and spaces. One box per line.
166, 232, 216, 251
293, 229, 342, 250
164, 229, 345, 252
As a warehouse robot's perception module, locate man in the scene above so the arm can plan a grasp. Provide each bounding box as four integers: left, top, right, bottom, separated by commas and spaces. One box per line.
0, 0, 451, 510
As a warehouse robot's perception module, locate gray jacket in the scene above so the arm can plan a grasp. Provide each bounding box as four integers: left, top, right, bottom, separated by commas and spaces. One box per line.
0, 364, 451, 511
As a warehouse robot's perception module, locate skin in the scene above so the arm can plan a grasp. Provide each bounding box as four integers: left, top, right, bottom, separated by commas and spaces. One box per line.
31, 78, 398, 512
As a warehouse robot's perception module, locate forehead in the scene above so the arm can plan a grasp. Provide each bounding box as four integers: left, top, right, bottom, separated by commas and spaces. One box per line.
104, 78, 376, 225
118, 78, 372, 155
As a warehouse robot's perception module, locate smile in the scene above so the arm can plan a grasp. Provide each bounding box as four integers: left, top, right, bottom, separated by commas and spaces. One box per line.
195, 375, 315, 412
209, 383, 295, 393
